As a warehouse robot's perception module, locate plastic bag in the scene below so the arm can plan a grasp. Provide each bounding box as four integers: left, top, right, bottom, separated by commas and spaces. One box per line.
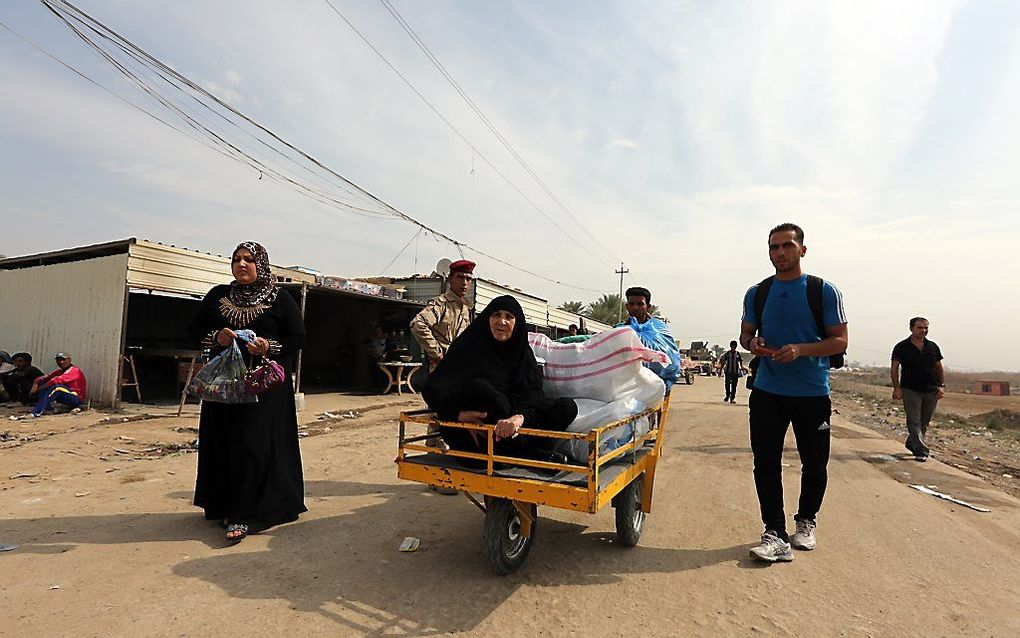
556, 398, 650, 463
187, 341, 257, 404
528, 327, 667, 406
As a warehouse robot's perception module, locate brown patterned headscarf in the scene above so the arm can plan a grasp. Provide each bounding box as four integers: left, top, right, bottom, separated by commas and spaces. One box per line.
229, 241, 278, 307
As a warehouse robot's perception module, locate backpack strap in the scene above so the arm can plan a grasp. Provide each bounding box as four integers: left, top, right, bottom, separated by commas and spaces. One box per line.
806, 275, 826, 338
752, 276, 774, 333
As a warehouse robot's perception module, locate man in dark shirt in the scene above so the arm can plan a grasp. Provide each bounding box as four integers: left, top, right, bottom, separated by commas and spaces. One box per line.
891, 317, 944, 461
718, 340, 746, 403
0, 352, 45, 405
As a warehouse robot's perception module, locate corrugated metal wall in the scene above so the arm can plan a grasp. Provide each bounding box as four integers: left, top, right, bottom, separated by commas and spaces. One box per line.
474, 280, 547, 326
0, 253, 129, 407
390, 276, 612, 332
127, 241, 316, 298
547, 307, 612, 333
392, 277, 444, 303
127, 242, 230, 296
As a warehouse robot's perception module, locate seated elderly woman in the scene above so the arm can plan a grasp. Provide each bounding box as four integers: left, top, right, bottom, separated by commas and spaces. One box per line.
423, 295, 577, 461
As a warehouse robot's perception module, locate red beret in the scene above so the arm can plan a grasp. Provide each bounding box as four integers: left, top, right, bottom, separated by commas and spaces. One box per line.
449, 259, 476, 274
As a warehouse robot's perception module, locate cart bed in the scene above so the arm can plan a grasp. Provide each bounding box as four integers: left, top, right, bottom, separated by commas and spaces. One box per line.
403, 444, 654, 490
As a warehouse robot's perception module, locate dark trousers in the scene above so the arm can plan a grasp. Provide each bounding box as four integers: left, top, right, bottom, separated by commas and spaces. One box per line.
439, 379, 576, 461
724, 372, 739, 400
901, 388, 936, 457
749, 389, 831, 538
2, 377, 36, 404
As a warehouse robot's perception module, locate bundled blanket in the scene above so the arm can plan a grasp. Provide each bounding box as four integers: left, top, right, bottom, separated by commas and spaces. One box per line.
529, 328, 667, 462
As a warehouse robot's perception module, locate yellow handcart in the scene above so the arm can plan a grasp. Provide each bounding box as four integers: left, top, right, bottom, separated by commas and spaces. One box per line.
396, 394, 671, 574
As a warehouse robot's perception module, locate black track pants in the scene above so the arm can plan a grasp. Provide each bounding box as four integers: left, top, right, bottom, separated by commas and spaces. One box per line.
748, 388, 831, 538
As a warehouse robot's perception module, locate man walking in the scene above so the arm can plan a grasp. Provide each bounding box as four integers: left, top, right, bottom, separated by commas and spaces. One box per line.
718, 340, 745, 403
739, 223, 848, 563
890, 317, 944, 462
617, 286, 681, 391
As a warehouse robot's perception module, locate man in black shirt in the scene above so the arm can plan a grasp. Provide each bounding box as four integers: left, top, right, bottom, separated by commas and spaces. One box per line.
890, 317, 944, 461
718, 340, 745, 403
0, 352, 45, 405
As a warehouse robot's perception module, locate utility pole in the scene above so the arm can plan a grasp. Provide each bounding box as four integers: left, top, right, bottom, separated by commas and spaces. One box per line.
615, 262, 629, 323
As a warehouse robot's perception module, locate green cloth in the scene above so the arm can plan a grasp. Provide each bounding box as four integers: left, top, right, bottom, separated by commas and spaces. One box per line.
554, 335, 593, 344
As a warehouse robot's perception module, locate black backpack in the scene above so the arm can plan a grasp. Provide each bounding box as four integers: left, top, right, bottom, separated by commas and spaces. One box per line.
752, 274, 845, 369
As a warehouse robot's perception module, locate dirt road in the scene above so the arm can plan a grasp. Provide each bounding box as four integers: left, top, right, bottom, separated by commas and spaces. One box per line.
2, 380, 1019, 637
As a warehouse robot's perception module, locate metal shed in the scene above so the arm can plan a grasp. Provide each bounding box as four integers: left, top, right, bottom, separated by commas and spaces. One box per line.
391, 275, 611, 335
0, 238, 314, 407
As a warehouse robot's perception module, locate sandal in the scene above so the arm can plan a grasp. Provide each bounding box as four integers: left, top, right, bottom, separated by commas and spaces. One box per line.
225, 523, 249, 544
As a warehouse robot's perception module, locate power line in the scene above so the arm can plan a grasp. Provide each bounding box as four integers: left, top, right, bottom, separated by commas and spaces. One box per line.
378, 227, 421, 275
32, 0, 609, 293
319, 0, 615, 269
0, 19, 263, 174
378, 0, 617, 263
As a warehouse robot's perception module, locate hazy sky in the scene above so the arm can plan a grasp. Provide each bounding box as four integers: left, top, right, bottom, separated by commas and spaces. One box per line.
2, 1, 1018, 370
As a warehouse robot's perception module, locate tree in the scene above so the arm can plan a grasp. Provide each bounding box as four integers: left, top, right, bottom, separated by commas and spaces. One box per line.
586, 293, 624, 325
710, 344, 725, 358
557, 300, 585, 314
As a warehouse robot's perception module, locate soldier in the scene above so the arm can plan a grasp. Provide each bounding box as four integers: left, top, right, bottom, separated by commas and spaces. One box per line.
410, 259, 475, 495
410, 259, 475, 370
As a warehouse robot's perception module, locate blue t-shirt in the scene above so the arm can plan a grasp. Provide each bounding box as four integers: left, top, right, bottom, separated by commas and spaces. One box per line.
741, 275, 847, 397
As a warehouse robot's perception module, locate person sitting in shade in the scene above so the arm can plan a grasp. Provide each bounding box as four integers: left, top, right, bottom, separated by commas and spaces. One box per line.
617, 286, 682, 391
30, 353, 87, 417
1, 352, 44, 405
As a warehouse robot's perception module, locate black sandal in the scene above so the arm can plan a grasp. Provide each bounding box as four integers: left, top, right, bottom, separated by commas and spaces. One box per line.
225, 523, 249, 544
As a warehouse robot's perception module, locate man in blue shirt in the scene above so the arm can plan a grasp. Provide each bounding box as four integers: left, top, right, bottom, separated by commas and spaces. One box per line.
617, 286, 681, 392
739, 223, 848, 563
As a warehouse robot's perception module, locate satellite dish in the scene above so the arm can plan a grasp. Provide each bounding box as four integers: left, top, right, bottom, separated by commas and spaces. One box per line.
435, 258, 452, 278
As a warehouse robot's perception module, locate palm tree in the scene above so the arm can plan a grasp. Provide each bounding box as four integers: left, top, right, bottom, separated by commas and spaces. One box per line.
557, 301, 585, 314
586, 293, 625, 324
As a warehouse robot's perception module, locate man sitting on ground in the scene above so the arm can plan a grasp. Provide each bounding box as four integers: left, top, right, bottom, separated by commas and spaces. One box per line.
1, 352, 45, 405
617, 287, 681, 391
30, 353, 87, 417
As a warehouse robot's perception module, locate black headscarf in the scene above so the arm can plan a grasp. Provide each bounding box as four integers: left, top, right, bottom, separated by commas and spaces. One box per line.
229, 241, 279, 307
423, 295, 546, 418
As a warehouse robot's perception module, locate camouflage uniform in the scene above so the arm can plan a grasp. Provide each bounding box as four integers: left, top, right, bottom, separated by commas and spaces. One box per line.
409, 290, 472, 366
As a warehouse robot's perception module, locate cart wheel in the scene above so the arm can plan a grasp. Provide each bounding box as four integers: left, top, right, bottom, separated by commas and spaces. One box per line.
685, 372, 693, 385
614, 475, 645, 547
483, 499, 536, 575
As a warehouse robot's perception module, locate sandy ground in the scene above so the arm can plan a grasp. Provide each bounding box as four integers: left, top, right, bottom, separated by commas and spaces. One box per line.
2, 380, 1020, 637
831, 376, 1020, 499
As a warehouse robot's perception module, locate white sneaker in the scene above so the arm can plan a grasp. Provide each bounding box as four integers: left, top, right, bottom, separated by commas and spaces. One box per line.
749, 531, 793, 562
791, 519, 816, 550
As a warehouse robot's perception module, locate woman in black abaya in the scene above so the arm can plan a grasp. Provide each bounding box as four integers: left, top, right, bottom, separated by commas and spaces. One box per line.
189, 242, 306, 543
423, 295, 577, 459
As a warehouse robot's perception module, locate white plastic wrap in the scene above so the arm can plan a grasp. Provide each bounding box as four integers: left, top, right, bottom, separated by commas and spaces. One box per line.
528, 327, 667, 405
557, 398, 650, 463
530, 328, 666, 463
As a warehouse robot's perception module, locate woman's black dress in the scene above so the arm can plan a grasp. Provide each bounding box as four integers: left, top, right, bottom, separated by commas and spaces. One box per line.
189, 284, 307, 528
423, 295, 577, 459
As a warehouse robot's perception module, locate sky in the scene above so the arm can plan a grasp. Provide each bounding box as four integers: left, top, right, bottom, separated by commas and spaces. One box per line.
2, 1, 1019, 371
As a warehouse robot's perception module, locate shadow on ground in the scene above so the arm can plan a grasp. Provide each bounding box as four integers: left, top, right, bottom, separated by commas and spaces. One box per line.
2, 478, 747, 636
